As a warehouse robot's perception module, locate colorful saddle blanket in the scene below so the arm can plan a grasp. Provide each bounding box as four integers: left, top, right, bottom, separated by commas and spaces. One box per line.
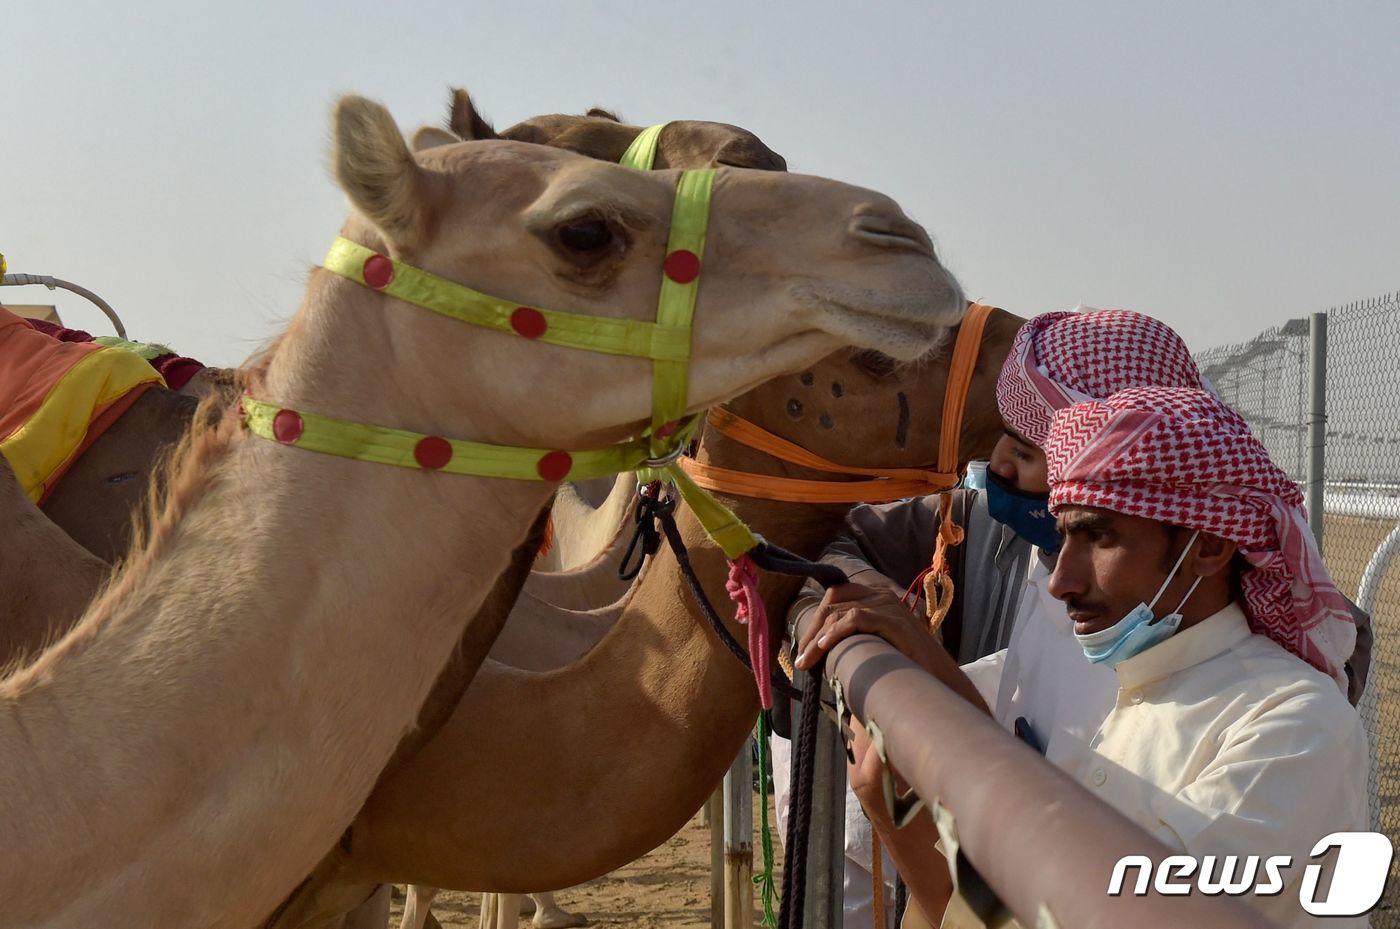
0, 305, 164, 502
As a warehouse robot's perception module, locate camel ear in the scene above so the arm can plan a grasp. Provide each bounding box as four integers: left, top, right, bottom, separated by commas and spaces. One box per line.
333, 96, 426, 246
448, 88, 499, 141
412, 126, 461, 152
585, 107, 622, 123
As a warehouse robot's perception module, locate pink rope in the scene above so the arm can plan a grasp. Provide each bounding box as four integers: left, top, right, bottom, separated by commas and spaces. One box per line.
727, 554, 772, 710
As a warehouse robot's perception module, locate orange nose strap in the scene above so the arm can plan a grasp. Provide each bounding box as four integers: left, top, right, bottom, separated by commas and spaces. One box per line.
682, 303, 995, 505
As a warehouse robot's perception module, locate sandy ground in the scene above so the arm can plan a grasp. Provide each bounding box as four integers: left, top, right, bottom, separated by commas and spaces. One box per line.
388, 790, 785, 929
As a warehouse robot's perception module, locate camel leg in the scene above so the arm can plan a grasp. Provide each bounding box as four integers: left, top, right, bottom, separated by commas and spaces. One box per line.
479, 893, 497, 929
343, 885, 392, 929
529, 892, 588, 928
400, 886, 439, 929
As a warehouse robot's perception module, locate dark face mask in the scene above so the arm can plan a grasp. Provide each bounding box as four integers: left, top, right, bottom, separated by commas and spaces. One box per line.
985, 470, 1061, 552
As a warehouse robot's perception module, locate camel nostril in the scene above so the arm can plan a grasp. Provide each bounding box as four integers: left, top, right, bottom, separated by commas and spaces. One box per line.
849, 205, 935, 257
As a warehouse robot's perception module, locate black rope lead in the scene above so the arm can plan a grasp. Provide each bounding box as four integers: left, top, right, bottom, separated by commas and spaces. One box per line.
779, 662, 824, 929
618, 481, 669, 581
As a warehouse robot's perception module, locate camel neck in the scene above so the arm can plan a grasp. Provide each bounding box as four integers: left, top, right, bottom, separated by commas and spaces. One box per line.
345, 412, 861, 890
0, 282, 555, 928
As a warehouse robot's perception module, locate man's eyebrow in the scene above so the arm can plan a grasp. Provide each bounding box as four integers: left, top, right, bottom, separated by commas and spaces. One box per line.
1059, 511, 1114, 533
1004, 427, 1034, 446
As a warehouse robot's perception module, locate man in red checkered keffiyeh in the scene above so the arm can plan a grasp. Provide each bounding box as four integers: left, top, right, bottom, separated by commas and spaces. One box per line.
1044, 386, 1357, 691
996, 308, 1205, 446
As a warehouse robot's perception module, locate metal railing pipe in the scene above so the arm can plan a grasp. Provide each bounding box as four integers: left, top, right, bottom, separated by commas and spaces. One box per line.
811, 626, 1275, 929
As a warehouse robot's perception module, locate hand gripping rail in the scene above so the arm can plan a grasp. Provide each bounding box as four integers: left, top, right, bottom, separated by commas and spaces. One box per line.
795, 615, 1277, 929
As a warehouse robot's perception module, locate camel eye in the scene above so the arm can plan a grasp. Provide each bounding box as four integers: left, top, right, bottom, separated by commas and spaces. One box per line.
557, 219, 613, 254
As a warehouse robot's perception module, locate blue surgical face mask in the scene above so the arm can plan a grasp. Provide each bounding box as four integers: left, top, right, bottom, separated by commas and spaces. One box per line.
1075, 530, 1203, 667
985, 470, 1061, 552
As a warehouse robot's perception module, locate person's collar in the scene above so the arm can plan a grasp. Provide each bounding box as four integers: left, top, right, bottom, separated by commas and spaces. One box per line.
1114, 601, 1252, 690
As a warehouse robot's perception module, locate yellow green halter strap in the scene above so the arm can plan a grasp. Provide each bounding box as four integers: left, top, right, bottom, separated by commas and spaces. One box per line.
241, 396, 685, 482
322, 237, 691, 363
249, 156, 758, 557
620, 123, 668, 170
650, 169, 710, 456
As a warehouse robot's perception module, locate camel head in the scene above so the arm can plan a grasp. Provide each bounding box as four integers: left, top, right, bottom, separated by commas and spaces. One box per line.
719, 306, 1028, 479
328, 96, 964, 451
444, 87, 788, 171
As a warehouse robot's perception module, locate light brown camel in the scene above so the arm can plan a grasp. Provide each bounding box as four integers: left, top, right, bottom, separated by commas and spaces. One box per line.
13, 86, 788, 574
265, 307, 1023, 929
37, 357, 229, 563
0, 453, 108, 665
0, 92, 914, 668
0, 90, 843, 929
0, 92, 962, 928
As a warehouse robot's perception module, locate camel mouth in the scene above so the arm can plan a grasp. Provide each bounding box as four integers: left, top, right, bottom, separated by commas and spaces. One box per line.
790, 277, 967, 363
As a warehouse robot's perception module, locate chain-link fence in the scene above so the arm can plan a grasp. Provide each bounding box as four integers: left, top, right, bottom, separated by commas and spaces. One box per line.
1196, 291, 1400, 926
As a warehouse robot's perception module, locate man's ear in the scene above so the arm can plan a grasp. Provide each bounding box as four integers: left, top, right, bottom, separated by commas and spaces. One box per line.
1191, 531, 1237, 578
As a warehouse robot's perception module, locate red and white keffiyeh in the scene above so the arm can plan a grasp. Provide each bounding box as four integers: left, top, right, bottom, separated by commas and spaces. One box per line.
1045, 387, 1356, 691
996, 309, 1204, 446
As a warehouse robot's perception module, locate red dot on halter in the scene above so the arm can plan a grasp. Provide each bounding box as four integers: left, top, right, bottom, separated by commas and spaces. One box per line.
663, 250, 701, 284
537, 450, 573, 482
362, 254, 395, 290
414, 436, 453, 470
272, 409, 304, 444
655, 420, 681, 439
511, 307, 548, 340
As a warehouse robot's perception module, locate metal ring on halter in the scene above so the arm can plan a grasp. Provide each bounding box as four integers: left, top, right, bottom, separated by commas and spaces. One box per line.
642, 444, 686, 469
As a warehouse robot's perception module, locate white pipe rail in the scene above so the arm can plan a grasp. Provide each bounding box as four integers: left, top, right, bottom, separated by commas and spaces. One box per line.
2, 272, 127, 338
808, 625, 1275, 929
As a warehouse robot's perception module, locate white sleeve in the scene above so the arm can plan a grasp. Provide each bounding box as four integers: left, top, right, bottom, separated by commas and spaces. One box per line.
960, 647, 1008, 715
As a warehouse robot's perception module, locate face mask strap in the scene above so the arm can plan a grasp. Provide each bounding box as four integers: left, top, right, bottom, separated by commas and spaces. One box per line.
1147, 529, 1202, 612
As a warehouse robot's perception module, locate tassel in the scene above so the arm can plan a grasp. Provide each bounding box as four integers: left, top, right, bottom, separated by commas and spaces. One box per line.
728, 554, 773, 710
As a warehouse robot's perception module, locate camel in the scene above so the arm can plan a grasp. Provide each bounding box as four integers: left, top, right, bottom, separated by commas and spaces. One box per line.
0, 93, 844, 663
263, 306, 1023, 929
0, 90, 962, 928
0, 90, 848, 929
10, 87, 787, 576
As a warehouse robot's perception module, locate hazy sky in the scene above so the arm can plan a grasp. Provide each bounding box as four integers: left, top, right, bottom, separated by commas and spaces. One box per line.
6, 0, 1397, 367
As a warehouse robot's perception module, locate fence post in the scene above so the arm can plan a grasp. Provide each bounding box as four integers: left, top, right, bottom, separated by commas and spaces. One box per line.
1307, 311, 1328, 552
801, 676, 847, 927
723, 742, 754, 929
709, 786, 725, 929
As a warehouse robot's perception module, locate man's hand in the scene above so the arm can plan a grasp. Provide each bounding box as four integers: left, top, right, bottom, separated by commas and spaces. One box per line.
847, 719, 896, 829
793, 582, 990, 714
793, 583, 946, 675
